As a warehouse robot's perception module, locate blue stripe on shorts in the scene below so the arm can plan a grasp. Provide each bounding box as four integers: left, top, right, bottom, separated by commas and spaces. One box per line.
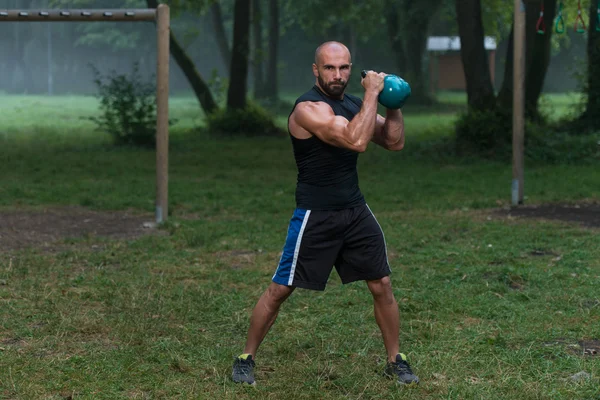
272, 208, 309, 286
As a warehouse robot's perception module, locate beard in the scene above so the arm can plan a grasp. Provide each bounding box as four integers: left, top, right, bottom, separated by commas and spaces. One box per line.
317, 75, 347, 97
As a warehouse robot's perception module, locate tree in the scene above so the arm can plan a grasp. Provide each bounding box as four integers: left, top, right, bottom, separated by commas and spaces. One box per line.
205, 0, 273, 101
226, 0, 251, 110
251, 0, 266, 99
51, 0, 220, 113
455, 0, 496, 111
289, 0, 441, 104
386, 0, 444, 104
210, 1, 232, 74
497, 0, 558, 121
454, 0, 560, 118
201, 0, 269, 106
264, 0, 279, 100
524, 0, 557, 121
581, 0, 600, 129
146, 0, 219, 114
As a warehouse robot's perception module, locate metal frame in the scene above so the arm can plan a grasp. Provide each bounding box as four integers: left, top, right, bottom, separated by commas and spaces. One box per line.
0, 5, 171, 223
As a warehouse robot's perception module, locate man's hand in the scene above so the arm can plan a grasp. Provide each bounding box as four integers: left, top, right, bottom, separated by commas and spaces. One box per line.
361, 70, 386, 94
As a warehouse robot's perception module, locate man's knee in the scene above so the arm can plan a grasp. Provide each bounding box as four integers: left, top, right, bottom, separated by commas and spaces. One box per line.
266, 282, 294, 304
367, 276, 393, 299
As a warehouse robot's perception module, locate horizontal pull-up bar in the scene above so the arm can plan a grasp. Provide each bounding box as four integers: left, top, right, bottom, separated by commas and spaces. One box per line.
0, 9, 156, 22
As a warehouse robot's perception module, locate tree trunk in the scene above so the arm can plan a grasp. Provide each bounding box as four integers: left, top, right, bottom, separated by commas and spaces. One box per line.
455, 0, 496, 111
403, 0, 441, 104
498, 0, 557, 120
385, 0, 440, 104
385, 1, 407, 74
227, 0, 251, 110
584, 0, 600, 124
210, 2, 232, 75
146, 0, 219, 114
524, 0, 557, 121
402, 26, 430, 103
349, 27, 357, 65
252, 0, 266, 99
170, 31, 220, 113
496, 25, 514, 111
264, 0, 279, 100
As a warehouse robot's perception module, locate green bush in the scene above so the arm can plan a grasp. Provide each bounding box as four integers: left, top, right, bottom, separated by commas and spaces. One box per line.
453, 107, 600, 164
89, 63, 158, 148
525, 129, 600, 164
206, 101, 285, 137
454, 108, 513, 159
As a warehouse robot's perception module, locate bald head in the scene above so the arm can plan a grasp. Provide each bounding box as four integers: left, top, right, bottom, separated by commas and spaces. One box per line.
312, 41, 352, 99
314, 41, 351, 66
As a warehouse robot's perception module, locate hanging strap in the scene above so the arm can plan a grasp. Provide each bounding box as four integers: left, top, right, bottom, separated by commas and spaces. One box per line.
574, 0, 587, 33
555, 1, 565, 33
536, 1, 546, 34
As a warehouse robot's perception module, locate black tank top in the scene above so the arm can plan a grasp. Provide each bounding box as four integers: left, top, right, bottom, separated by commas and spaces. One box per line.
288, 85, 366, 210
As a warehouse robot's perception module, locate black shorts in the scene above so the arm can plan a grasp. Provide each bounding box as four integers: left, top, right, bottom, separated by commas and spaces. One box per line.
272, 204, 391, 291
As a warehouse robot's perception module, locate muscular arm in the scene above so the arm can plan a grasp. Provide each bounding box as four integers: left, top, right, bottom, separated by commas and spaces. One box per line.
372, 108, 405, 151
290, 89, 381, 153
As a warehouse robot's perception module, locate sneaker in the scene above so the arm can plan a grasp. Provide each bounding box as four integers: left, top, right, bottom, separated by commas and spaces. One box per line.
384, 353, 419, 385
232, 353, 256, 385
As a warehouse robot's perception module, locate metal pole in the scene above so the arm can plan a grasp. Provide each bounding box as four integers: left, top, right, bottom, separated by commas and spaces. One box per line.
512, 0, 525, 206
0, 9, 156, 22
155, 4, 170, 223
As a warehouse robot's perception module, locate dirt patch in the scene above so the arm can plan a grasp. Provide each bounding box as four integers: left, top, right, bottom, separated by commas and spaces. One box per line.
2, 201, 598, 253
1, 337, 26, 347
579, 339, 600, 357
214, 249, 260, 270
0, 206, 164, 253
543, 338, 600, 357
494, 201, 600, 229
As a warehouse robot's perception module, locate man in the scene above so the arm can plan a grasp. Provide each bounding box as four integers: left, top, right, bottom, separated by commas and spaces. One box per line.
231, 41, 419, 387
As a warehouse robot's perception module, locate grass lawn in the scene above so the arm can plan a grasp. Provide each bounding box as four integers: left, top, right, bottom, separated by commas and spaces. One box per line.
0, 92, 599, 399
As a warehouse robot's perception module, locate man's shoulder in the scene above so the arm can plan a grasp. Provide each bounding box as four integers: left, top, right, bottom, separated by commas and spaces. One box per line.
294, 86, 324, 105
290, 87, 331, 117
291, 101, 333, 126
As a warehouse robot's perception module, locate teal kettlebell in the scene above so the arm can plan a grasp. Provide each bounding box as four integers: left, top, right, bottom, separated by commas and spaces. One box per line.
361, 70, 411, 109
